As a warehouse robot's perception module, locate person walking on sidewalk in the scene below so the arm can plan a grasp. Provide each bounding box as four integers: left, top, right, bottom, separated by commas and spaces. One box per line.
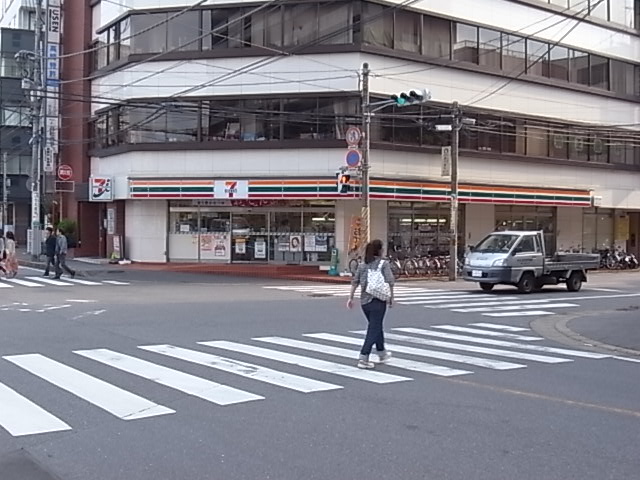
4, 231, 18, 278
0, 230, 7, 277
54, 228, 76, 279
347, 239, 395, 369
43, 227, 57, 277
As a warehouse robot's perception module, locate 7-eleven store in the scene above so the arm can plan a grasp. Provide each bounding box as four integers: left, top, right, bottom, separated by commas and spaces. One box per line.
117, 177, 592, 268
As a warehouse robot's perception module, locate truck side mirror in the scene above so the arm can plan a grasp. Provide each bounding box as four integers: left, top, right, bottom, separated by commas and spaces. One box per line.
469, 245, 475, 252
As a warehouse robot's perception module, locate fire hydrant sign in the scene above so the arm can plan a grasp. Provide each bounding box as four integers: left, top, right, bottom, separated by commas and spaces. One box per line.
57, 164, 73, 181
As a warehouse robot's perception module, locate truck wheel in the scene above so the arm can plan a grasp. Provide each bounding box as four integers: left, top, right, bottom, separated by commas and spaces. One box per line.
517, 273, 535, 294
566, 272, 583, 292
479, 283, 494, 292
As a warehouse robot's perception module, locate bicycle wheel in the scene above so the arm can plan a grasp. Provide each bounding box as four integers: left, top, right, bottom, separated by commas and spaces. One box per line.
389, 260, 402, 278
404, 259, 418, 277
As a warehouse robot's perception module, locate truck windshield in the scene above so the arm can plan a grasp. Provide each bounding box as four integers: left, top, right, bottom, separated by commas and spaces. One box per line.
475, 234, 520, 253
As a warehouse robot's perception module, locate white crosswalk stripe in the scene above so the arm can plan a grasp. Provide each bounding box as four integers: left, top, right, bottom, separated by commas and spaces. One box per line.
0, 381, 71, 437
140, 344, 342, 393
303, 333, 526, 370
4, 354, 175, 420
74, 349, 263, 406
431, 325, 543, 341
0, 321, 623, 438
201, 340, 411, 384
255, 337, 472, 377
394, 328, 611, 359
0, 277, 130, 288
263, 285, 615, 318
469, 323, 530, 332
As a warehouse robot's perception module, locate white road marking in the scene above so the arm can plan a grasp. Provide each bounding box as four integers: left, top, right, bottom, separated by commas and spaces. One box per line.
4, 354, 174, 420
66, 299, 96, 303
3, 278, 44, 287
75, 349, 263, 406
35, 305, 71, 313
202, 341, 411, 384
469, 323, 530, 332
255, 337, 471, 377
353, 331, 572, 364
587, 288, 622, 292
612, 356, 640, 363
429, 299, 555, 309
393, 328, 611, 359
25, 277, 73, 286
451, 303, 578, 313
0, 381, 72, 437
140, 344, 342, 393
0, 282, 13, 288
63, 278, 102, 286
400, 295, 488, 305
483, 311, 555, 317
304, 333, 526, 370
431, 325, 543, 341
102, 280, 130, 285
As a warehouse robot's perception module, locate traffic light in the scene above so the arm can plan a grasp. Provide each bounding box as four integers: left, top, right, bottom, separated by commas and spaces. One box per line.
336, 171, 351, 194
391, 88, 432, 107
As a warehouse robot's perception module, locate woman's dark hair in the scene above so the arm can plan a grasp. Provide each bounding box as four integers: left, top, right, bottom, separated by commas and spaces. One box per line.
364, 239, 384, 264
5, 231, 15, 240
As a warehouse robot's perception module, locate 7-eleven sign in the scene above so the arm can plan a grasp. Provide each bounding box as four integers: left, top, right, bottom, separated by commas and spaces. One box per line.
215, 180, 248, 199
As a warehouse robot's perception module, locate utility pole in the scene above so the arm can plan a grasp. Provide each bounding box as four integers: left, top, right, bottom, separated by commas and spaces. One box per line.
1, 152, 7, 230
448, 101, 462, 281
360, 62, 371, 247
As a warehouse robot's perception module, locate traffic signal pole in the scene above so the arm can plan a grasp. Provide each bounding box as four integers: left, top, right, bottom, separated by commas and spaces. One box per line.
449, 101, 462, 281
360, 62, 371, 247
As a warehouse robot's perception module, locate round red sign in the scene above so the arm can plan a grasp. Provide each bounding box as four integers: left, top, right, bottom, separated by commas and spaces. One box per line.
57, 164, 73, 181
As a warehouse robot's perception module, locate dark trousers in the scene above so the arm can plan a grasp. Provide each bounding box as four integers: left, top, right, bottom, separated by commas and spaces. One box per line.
44, 255, 55, 275
360, 299, 387, 355
55, 253, 75, 277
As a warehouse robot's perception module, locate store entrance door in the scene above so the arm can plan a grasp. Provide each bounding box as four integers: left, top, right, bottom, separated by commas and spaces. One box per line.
231, 213, 269, 262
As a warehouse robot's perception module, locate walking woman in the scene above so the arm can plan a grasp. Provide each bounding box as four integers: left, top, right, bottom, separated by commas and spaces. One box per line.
347, 239, 395, 369
0, 230, 6, 277
4, 231, 17, 278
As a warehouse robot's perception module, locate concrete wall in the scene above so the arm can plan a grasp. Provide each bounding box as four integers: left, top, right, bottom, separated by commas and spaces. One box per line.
464, 203, 495, 248
556, 207, 584, 251
124, 200, 167, 262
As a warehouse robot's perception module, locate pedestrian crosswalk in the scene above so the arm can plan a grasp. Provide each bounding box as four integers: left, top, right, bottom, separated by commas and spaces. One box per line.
263, 285, 602, 318
0, 276, 129, 289
0, 321, 619, 438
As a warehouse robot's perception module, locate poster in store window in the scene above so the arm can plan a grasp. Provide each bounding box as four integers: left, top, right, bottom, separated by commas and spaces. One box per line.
289, 235, 302, 253
235, 238, 246, 255
278, 235, 290, 252
255, 238, 266, 259
213, 233, 229, 258
315, 234, 328, 252
200, 234, 213, 251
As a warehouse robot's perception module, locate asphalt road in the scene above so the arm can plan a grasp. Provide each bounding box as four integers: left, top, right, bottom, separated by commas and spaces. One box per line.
1, 268, 639, 480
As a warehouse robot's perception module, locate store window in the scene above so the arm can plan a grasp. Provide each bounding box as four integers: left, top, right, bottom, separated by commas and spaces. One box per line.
388, 202, 451, 255
495, 206, 556, 253
583, 208, 614, 252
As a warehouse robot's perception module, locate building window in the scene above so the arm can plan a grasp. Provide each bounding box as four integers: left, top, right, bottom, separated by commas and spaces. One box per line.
590, 0, 609, 19
610, 60, 636, 96
478, 28, 501, 69
167, 10, 200, 51
130, 13, 168, 53
502, 33, 525, 73
362, 2, 393, 48
589, 55, 609, 89
318, 3, 352, 44
453, 23, 477, 64
568, 131, 589, 161
284, 4, 318, 47
569, 50, 590, 85
548, 46, 569, 81
610, 0, 635, 27
422, 16, 450, 59
549, 131, 568, 159
525, 123, 549, 157
165, 103, 200, 142
526, 39, 548, 76
590, 135, 608, 163
394, 9, 420, 53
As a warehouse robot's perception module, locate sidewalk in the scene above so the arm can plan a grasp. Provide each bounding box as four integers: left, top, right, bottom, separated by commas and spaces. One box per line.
16, 248, 125, 277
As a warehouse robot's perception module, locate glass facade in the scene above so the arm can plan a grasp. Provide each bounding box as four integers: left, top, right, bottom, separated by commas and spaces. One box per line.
167, 200, 335, 263
495, 206, 556, 253
92, 1, 640, 97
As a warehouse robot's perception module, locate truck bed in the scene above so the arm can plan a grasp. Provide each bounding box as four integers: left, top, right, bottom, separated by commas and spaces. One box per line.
545, 253, 600, 271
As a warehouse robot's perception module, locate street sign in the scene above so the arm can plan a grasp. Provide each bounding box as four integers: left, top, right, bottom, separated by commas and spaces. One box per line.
345, 149, 361, 168
57, 164, 73, 181
345, 126, 362, 147
44, 146, 55, 172
441, 146, 452, 177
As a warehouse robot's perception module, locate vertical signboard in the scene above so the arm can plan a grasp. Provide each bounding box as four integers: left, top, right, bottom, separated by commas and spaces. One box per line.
44, 0, 61, 173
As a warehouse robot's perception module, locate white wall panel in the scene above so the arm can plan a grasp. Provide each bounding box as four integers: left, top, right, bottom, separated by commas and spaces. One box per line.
94, 147, 640, 210
465, 204, 496, 246
556, 206, 584, 250
124, 200, 167, 262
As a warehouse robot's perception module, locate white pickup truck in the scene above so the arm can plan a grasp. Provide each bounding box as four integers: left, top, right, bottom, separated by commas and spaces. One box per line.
462, 230, 600, 293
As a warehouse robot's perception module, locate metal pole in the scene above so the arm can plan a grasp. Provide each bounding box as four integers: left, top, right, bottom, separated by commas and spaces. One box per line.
29, 0, 44, 259
1, 152, 7, 230
360, 62, 371, 247
448, 101, 460, 281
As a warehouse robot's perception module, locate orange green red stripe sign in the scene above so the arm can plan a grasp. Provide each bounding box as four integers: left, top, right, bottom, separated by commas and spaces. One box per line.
129, 178, 591, 207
